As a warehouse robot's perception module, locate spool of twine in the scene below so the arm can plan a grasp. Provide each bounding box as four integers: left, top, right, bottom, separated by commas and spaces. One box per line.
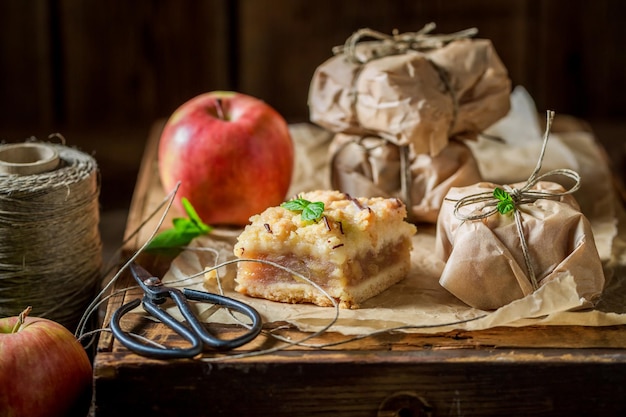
0, 139, 102, 331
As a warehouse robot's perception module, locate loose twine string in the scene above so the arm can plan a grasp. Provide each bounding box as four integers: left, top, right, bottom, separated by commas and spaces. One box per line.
0, 136, 102, 331
332, 23, 478, 63
450, 111, 581, 289
330, 23, 476, 216
76, 182, 486, 359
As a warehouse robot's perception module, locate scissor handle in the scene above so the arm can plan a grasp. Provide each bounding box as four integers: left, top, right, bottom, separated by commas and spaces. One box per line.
182, 288, 263, 350
110, 297, 203, 359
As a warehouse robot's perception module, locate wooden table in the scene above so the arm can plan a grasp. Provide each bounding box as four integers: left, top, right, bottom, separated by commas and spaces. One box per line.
92, 123, 626, 417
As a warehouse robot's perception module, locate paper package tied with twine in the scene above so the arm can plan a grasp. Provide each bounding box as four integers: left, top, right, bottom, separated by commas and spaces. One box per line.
436, 111, 605, 310
0, 137, 102, 331
308, 23, 512, 156
329, 134, 482, 223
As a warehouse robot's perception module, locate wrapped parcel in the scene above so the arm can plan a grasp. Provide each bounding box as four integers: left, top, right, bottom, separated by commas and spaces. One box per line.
330, 134, 482, 223
436, 180, 605, 310
309, 26, 512, 156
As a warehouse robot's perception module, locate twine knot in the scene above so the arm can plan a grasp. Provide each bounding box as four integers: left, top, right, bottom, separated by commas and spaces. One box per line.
333, 24, 478, 143
333, 23, 478, 64
507, 186, 523, 204
451, 110, 581, 290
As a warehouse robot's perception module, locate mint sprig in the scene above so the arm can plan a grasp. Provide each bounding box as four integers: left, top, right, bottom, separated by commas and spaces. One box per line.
281, 197, 325, 222
494, 188, 515, 215
146, 198, 212, 251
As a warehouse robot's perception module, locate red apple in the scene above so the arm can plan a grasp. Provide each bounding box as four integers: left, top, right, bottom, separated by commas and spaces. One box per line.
0, 307, 92, 417
158, 91, 294, 225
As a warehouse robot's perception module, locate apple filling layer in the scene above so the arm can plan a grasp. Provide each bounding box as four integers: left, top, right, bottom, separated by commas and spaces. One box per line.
232, 190, 417, 309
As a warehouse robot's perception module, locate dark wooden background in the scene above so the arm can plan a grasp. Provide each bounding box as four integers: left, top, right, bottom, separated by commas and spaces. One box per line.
1, 0, 625, 211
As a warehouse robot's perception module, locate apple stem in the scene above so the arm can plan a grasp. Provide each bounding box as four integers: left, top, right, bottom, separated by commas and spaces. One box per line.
215, 98, 226, 121
11, 306, 32, 333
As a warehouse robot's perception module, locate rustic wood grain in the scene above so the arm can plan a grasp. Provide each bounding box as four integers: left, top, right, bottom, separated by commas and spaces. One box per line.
2, 1, 625, 127
56, 1, 232, 128
535, 1, 626, 119
0, 0, 55, 127
94, 347, 626, 416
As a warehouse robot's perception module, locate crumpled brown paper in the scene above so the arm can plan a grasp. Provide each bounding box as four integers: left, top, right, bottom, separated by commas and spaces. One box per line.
469, 86, 617, 257
436, 181, 605, 310
308, 25, 512, 156
329, 134, 482, 223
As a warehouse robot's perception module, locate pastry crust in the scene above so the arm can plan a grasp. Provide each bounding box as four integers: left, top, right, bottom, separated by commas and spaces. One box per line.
233, 190, 417, 308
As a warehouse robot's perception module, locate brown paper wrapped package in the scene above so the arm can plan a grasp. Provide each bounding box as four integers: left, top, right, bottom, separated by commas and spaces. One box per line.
436, 181, 605, 310
308, 29, 511, 156
329, 133, 482, 223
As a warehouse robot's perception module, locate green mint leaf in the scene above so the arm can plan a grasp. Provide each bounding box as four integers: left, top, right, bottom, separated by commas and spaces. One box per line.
146, 199, 212, 251
146, 226, 197, 250
494, 188, 515, 214
172, 217, 200, 233
280, 198, 309, 212
497, 200, 515, 215
493, 187, 510, 202
182, 197, 212, 233
281, 197, 325, 222
301, 201, 325, 221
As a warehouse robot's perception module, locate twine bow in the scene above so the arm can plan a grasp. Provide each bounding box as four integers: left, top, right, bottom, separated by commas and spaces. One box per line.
333, 23, 478, 64
451, 111, 581, 290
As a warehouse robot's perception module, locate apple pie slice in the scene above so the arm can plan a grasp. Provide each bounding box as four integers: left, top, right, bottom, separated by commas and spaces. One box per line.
233, 190, 416, 308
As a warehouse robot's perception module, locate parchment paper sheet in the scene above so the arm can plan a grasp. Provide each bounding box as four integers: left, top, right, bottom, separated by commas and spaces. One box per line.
161, 88, 626, 335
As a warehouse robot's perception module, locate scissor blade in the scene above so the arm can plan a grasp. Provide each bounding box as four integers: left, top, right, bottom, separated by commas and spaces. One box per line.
129, 262, 161, 287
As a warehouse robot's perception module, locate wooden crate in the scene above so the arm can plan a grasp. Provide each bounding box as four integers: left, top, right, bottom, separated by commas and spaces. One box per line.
92, 123, 626, 417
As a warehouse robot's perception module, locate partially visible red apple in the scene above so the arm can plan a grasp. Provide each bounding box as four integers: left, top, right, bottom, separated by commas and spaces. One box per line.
0, 307, 92, 417
158, 91, 294, 225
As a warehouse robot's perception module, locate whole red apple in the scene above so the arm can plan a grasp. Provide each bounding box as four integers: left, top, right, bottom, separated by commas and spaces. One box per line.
158, 91, 294, 225
0, 308, 92, 417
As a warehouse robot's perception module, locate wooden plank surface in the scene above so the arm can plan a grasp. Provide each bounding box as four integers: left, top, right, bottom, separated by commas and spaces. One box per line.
56, 1, 233, 128
2, 1, 625, 131
92, 121, 626, 416
94, 348, 626, 416
0, 0, 55, 127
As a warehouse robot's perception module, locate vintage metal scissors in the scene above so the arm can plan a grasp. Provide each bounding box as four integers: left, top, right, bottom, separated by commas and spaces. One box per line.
110, 262, 263, 359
